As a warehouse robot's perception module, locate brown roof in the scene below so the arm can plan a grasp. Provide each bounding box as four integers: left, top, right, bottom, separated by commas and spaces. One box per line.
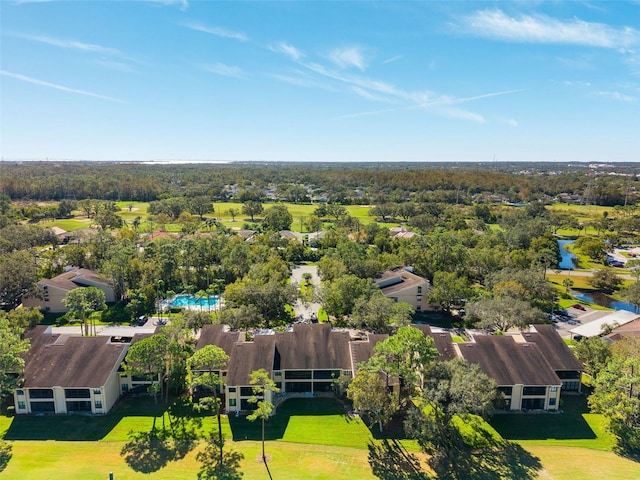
39, 268, 112, 291
522, 325, 583, 371
411, 325, 457, 362
458, 335, 562, 387
274, 323, 352, 371
605, 317, 640, 341
349, 334, 389, 372
374, 267, 430, 296
22, 326, 129, 389
196, 324, 243, 356
225, 335, 276, 386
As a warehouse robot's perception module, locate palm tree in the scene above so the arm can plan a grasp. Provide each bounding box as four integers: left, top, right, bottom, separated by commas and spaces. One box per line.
187, 346, 229, 464
247, 369, 279, 466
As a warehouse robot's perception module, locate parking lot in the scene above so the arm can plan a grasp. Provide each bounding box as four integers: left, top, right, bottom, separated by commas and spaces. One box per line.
550, 305, 612, 338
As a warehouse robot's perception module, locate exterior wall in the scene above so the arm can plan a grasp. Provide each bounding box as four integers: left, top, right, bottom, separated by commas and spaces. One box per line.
119, 373, 157, 396
74, 279, 116, 303
383, 283, 431, 311
225, 384, 273, 413
103, 350, 129, 412
503, 384, 561, 411
22, 285, 69, 313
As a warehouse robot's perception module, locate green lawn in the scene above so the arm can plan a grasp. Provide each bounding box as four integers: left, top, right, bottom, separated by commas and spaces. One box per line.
489, 396, 615, 451
2, 396, 639, 479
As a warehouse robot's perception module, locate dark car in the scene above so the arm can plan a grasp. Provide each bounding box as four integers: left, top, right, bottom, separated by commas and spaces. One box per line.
571, 304, 586, 311
136, 315, 148, 326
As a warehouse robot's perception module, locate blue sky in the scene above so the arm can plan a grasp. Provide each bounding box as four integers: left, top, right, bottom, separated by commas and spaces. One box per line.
1, 0, 639, 163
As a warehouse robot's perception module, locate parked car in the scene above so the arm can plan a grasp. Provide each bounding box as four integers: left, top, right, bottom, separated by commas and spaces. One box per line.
571, 304, 586, 311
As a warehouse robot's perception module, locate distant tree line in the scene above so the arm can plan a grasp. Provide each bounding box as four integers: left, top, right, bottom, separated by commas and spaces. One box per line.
1, 161, 637, 206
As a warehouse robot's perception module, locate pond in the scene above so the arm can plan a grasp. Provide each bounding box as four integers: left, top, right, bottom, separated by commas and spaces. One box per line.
573, 290, 638, 313
557, 239, 577, 270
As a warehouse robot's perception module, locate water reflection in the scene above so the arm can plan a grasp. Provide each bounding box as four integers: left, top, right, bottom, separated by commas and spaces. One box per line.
558, 240, 576, 270
573, 290, 638, 313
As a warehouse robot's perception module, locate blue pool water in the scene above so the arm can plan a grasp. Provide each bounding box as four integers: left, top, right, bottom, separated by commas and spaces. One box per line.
169, 294, 219, 309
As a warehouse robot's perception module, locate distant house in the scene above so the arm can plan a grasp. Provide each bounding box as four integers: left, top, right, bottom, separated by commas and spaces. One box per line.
22, 267, 116, 313
59, 228, 99, 245
374, 267, 433, 312
14, 326, 135, 415
389, 227, 417, 239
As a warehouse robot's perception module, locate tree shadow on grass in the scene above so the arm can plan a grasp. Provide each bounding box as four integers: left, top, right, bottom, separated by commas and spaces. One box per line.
368, 439, 433, 480
196, 432, 244, 480
121, 408, 199, 473
0, 440, 12, 473
432, 441, 542, 480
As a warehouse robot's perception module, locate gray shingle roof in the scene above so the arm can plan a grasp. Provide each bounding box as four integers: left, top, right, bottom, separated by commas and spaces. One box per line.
458, 335, 562, 387
274, 323, 352, 371
22, 326, 129, 389
522, 325, 583, 371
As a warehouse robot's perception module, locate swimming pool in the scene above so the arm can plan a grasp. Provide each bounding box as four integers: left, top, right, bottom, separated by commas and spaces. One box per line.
169, 294, 220, 310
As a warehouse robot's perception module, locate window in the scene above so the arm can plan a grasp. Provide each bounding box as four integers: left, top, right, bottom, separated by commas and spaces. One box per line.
240, 387, 255, 397
550, 386, 558, 392
122, 384, 129, 391
563, 381, 581, 392
497, 386, 513, 396
16, 389, 24, 396
95, 400, 103, 409
227, 387, 236, 393
523, 386, 546, 396
29, 389, 54, 399
285, 370, 312, 380
229, 399, 236, 407
66, 401, 92, 412
313, 370, 340, 380
65, 388, 90, 399
417, 286, 423, 294
30, 401, 55, 413
93, 388, 101, 395
17, 401, 26, 410
549, 398, 556, 406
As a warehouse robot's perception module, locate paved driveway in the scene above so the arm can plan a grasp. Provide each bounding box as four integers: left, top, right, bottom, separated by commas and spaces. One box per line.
290, 265, 322, 320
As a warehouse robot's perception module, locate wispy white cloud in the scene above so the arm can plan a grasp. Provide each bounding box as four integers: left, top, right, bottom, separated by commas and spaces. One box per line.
439, 107, 485, 123
269, 42, 304, 61
141, 0, 188, 11
592, 90, 637, 102
267, 71, 336, 91
381, 55, 403, 65
320, 58, 520, 122
460, 9, 640, 48
563, 80, 592, 88
92, 59, 135, 73
181, 22, 247, 42
0, 70, 123, 102
350, 86, 393, 103
328, 46, 368, 71
201, 62, 245, 79
10, 32, 123, 56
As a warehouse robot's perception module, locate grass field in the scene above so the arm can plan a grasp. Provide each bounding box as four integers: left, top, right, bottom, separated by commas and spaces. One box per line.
39, 201, 387, 234
2, 395, 639, 479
